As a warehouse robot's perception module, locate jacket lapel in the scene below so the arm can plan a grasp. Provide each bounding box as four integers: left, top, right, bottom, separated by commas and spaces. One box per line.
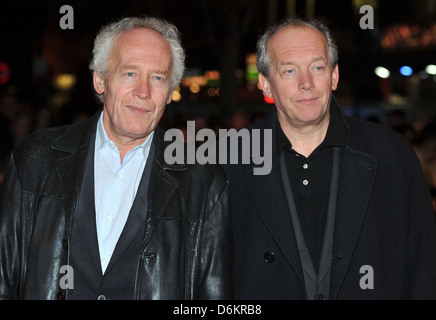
74, 132, 105, 276
52, 112, 101, 235
245, 110, 305, 282
246, 159, 306, 283
52, 117, 184, 276
330, 148, 377, 298
52, 113, 102, 276
135, 127, 187, 248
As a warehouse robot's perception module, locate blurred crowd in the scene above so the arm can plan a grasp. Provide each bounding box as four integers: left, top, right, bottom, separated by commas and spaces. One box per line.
2, 89, 436, 213
366, 108, 436, 212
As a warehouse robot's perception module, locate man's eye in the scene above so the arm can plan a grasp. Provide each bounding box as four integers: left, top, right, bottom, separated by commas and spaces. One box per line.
312, 65, 326, 72
125, 72, 135, 77
282, 68, 296, 78
153, 75, 164, 81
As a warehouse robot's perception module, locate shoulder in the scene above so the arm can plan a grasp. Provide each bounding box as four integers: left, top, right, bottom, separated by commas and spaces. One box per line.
12, 113, 99, 172
346, 115, 418, 161
155, 127, 228, 190
13, 125, 72, 162
348, 116, 409, 145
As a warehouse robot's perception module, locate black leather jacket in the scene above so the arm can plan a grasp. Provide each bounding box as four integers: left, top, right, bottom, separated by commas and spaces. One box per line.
0, 111, 233, 300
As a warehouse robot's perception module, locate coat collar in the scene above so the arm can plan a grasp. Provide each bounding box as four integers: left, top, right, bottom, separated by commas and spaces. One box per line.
51, 110, 188, 237
51, 111, 100, 154
256, 95, 351, 150
50, 109, 188, 172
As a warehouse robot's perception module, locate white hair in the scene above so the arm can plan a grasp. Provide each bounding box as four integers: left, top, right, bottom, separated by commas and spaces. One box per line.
89, 16, 185, 102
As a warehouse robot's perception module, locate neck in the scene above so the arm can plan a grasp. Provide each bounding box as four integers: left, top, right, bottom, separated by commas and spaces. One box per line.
101, 114, 150, 164
279, 115, 330, 158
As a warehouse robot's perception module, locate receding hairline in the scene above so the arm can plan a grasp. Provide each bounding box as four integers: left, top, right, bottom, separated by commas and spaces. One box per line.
104, 27, 173, 76
269, 23, 329, 49
267, 24, 332, 65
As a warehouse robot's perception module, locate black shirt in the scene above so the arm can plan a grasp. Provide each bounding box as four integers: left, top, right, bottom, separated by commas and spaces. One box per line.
277, 102, 347, 272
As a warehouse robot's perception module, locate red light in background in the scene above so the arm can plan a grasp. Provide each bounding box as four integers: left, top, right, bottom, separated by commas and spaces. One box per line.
0, 61, 11, 85
264, 95, 274, 104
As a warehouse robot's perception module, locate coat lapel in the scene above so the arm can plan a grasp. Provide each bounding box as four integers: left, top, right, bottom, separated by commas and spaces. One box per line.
330, 148, 377, 298
52, 113, 100, 235
73, 132, 104, 276
135, 127, 186, 248
52, 119, 184, 276
246, 159, 306, 283
245, 110, 305, 282
52, 113, 102, 275
55, 147, 88, 234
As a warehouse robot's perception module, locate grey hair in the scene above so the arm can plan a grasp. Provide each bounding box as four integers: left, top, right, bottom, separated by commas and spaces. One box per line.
89, 16, 185, 102
256, 17, 338, 79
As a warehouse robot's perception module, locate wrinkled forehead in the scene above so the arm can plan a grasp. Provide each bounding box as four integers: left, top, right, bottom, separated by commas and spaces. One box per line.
268, 25, 329, 60
109, 28, 173, 68
113, 27, 170, 54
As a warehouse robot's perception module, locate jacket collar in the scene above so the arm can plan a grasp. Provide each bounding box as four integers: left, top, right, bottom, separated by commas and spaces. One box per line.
51, 110, 100, 154
52, 109, 188, 250
151, 126, 188, 172
259, 95, 351, 150
50, 109, 188, 172
332, 95, 351, 147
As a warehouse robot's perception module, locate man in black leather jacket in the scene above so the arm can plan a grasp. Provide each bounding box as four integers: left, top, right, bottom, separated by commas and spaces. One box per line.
0, 16, 233, 300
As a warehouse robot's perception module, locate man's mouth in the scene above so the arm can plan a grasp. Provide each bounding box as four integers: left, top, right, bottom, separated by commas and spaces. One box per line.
126, 105, 150, 114
296, 97, 318, 104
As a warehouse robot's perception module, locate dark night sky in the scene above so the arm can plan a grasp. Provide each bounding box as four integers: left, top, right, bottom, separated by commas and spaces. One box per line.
0, 0, 422, 75
1, 0, 436, 111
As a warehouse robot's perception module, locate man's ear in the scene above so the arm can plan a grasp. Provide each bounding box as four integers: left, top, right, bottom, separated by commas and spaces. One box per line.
93, 71, 105, 95
331, 64, 339, 91
258, 73, 272, 98
167, 91, 173, 104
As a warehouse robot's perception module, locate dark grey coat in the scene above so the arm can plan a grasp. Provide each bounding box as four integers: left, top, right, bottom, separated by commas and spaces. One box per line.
223, 100, 436, 300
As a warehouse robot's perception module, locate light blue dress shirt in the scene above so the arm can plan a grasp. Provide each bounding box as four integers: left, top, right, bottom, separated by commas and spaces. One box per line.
94, 113, 154, 274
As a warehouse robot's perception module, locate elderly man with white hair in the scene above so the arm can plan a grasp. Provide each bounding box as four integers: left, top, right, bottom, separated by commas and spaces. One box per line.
0, 16, 233, 300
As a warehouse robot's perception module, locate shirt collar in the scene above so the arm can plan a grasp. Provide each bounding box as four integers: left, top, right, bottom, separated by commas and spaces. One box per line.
95, 112, 154, 157
95, 112, 109, 152
277, 98, 348, 155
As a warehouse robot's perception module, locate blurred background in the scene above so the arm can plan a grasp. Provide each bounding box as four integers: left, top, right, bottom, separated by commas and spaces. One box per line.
1, 0, 436, 201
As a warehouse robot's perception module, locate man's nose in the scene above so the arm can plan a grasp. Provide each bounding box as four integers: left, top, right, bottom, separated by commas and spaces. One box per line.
298, 70, 315, 91
133, 78, 151, 100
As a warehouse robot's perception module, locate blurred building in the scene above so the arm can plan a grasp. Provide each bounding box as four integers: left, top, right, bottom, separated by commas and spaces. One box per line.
1, 0, 436, 128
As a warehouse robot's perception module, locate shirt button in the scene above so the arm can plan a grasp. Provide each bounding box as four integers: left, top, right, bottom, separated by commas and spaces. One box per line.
101, 258, 107, 264
303, 163, 308, 169
108, 214, 113, 220
115, 173, 120, 179
303, 179, 309, 186
97, 295, 106, 300
111, 143, 116, 148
